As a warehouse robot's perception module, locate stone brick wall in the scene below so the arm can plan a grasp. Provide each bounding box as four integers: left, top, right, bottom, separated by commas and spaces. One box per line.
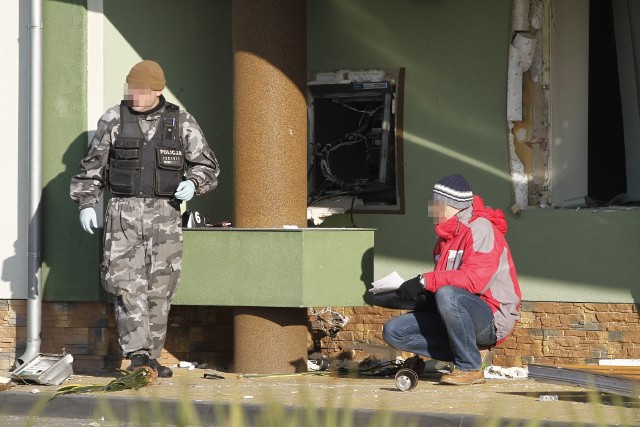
1, 300, 639, 373
494, 301, 640, 366
0, 300, 26, 370
0, 300, 234, 373
310, 302, 640, 366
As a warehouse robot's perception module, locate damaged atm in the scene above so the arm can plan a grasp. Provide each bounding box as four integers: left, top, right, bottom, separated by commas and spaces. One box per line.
307, 68, 405, 219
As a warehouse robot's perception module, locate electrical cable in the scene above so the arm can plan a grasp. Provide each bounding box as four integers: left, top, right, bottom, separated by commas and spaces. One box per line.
317, 104, 381, 190
350, 194, 357, 228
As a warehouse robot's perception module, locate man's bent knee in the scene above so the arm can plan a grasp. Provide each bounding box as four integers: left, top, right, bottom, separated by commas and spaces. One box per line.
434, 285, 460, 308
382, 322, 402, 348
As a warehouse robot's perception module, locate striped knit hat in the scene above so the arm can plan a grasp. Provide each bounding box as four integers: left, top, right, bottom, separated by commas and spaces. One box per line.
432, 173, 473, 210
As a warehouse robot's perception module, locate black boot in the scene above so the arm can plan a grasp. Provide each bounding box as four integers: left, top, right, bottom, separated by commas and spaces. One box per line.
127, 354, 150, 371
149, 359, 173, 378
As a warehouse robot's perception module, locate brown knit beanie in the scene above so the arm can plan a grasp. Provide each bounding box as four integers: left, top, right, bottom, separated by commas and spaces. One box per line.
126, 60, 166, 90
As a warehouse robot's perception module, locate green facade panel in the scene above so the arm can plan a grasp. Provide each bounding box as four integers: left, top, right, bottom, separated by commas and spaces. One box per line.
508, 209, 640, 303
176, 229, 374, 307
301, 230, 375, 307
42, 0, 98, 301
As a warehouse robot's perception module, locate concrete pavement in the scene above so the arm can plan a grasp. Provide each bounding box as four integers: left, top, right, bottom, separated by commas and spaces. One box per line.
0, 366, 639, 426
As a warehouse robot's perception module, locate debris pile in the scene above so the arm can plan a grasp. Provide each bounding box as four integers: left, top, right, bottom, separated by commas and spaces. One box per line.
310, 307, 349, 338
484, 365, 528, 379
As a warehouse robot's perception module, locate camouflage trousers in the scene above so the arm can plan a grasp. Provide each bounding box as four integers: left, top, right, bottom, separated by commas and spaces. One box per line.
101, 197, 183, 359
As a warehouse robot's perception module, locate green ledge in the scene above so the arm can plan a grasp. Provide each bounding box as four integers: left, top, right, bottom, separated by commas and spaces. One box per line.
175, 228, 375, 307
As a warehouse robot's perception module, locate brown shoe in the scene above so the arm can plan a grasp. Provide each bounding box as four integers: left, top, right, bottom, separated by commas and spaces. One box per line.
439, 368, 485, 385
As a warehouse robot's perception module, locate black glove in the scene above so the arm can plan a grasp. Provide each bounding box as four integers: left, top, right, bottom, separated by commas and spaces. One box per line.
396, 275, 425, 300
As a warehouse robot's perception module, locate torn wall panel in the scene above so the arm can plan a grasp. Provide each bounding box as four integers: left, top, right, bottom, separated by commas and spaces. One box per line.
507, 0, 551, 209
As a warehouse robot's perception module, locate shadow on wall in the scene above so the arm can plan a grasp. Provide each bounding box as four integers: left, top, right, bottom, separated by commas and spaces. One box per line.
361, 247, 375, 305
2, 243, 28, 300
43, 132, 102, 301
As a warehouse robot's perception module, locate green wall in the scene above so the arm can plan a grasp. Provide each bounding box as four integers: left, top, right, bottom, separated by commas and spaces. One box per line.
508, 209, 640, 303
42, 0, 640, 304
308, 1, 513, 277
307, 0, 640, 303
43, 0, 99, 300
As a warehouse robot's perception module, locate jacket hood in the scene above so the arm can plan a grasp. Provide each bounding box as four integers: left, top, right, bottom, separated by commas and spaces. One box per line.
471, 195, 508, 235
434, 195, 508, 239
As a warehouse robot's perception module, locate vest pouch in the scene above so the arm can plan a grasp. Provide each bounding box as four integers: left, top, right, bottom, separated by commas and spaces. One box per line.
109, 159, 140, 195
155, 146, 184, 196
109, 138, 142, 195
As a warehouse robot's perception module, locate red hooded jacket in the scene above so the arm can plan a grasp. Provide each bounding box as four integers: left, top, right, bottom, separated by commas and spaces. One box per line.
422, 195, 521, 344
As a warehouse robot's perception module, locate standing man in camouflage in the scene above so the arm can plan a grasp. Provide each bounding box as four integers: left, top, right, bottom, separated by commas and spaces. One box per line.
70, 60, 220, 377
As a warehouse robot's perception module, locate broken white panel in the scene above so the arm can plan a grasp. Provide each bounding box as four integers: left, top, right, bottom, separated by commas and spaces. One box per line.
512, 0, 530, 32
513, 33, 537, 70
308, 70, 351, 85
529, 26, 544, 82
308, 69, 385, 85
507, 34, 537, 121
530, 0, 543, 30
541, 0, 551, 86
345, 69, 386, 82
507, 46, 524, 121
307, 207, 346, 225
509, 124, 528, 209
307, 194, 360, 225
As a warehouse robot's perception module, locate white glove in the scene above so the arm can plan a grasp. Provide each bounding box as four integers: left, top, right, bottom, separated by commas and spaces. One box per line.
79, 207, 97, 234
174, 180, 196, 201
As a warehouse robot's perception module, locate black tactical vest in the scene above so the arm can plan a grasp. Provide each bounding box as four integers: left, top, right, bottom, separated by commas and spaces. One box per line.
108, 102, 183, 198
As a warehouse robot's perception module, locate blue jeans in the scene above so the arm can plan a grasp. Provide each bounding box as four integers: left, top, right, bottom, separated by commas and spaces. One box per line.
381, 286, 496, 371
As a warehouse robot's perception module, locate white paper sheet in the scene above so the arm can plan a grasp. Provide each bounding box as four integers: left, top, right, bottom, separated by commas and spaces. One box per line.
369, 271, 405, 294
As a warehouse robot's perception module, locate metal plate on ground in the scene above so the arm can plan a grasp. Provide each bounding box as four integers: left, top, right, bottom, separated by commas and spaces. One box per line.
528, 363, 640, 399
11, 353, 73, 386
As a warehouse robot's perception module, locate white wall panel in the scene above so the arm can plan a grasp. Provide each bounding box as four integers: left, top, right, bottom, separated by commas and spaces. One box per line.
0, 1, 29, 298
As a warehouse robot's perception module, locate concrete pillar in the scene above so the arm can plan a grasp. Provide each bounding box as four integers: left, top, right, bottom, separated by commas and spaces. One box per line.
233, 0, 307, 228
234, 307, 309, 374
232, 0, 308, 373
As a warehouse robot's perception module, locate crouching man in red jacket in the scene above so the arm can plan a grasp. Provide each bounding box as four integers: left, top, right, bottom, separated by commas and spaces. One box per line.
381, 173, 522, 385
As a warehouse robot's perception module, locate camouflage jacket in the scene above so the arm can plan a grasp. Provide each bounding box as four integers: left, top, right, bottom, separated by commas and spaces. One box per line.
70, 97, 220, 209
